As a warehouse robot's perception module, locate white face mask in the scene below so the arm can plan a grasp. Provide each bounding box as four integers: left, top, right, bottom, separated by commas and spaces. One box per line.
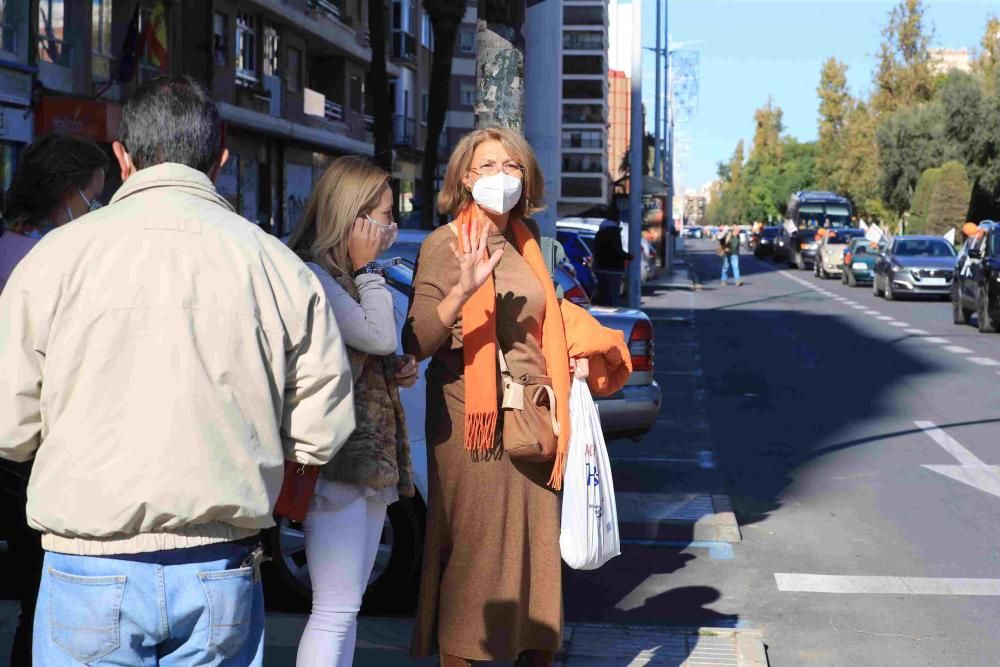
366, 215, 398, 251
471, 172, 523, 215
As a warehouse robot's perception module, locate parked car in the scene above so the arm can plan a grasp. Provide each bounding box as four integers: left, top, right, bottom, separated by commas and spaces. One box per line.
753, 226, 781, 258
557, 228, 597, 296
683, 226, 703, 239
557, 217, 655, 283
873, 235, 957, 301
815, 228, 865, 279
952, 220, 1000, 332
840, 237, 886, 287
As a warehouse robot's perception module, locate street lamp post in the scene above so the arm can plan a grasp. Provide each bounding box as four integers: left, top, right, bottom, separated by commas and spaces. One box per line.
653, 1, 662, 180
627, 0, 644, 309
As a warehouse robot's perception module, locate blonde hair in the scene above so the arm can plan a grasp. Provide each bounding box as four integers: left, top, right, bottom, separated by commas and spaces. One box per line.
438, 127, 545, 219
288, 156, 390, 277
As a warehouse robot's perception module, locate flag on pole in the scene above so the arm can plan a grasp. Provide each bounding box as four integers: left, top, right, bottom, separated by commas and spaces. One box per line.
944, 228, 956, 245
865, 224, 884, 243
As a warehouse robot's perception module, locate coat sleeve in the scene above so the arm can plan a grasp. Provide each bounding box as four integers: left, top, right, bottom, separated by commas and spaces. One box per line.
282, 268, 356, 466
0, 268, 46, 463
560, 300, 632, 397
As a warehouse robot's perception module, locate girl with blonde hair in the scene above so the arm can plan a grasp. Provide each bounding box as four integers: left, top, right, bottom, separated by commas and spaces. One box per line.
404, 128, 632, 666
288, 155, 418, 666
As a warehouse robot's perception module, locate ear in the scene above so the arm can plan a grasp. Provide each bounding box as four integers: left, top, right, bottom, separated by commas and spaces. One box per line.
462, 171, 473, 192
208, 148, 230, 183
112, 141, 135, 182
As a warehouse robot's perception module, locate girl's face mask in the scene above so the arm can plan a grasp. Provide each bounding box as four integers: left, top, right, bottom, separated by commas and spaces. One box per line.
366, 215, 398, 251
66, 190, 102, 222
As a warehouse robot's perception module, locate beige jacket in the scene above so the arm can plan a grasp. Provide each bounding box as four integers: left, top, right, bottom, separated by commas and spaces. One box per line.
0, 163, 355, 555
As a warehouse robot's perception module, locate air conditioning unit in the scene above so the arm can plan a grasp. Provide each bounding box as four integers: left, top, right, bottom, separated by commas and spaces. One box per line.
263, 75, 282, 117
304, 88, 325, 117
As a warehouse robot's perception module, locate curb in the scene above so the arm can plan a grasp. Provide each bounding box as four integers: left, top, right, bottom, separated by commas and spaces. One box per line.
617, 493, 743, 544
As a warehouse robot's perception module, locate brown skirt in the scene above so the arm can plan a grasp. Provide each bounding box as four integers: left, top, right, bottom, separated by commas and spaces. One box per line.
410, 370, 563, 661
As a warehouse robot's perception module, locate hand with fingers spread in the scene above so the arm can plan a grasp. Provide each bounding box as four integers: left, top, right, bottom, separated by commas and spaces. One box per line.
348, 216, 383, 270
450, 220, 504, 302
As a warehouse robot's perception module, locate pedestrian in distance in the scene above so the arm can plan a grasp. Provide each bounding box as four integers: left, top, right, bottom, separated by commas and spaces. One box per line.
403, 127, 632, 667
0, 133, 109, 667
720, 224, 743, 286
0, 75, 356, 666
287, 155, 418, 667
593, 216, 633, 306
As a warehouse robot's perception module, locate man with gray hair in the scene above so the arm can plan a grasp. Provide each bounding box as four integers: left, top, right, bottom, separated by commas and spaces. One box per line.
0, 76, 355, 665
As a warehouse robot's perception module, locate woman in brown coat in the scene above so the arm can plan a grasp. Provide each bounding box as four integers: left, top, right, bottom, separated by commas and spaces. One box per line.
403, 128, 631, 666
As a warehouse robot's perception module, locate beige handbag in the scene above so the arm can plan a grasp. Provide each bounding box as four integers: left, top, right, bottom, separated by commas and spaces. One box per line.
498, 346, 560, 462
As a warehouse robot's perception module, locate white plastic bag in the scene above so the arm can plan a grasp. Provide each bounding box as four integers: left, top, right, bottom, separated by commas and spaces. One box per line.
559, 377, 621, 570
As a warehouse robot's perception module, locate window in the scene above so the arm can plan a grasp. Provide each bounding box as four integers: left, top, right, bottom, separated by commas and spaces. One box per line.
349, 75, 362, 113
562, 177, 603, 198
213, 12, 228, 66
562, 79, 604, 100
91, 0, 113, 79
562, 130, 604, 149
459, 28, 474, 54
563, 6, 604, 26
562, 154, 603, 174
391, 0, 417, 61
263, 24, 279, 77
38, 0, 70, 66
0, 1, 16, 53
421, 90, 428, 125
459, 81, 475, 107
286, 47, 302, 92
563, 55, 604, 75
421, 13, 432, 49
562, 31, 603, 51
236, 11, 257, 82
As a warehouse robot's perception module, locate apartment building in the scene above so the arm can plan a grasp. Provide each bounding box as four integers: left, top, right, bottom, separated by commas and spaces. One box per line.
559, 0, 609, 216
0, 2, 33, 192
607, 68, 629, 185
442, 0, 475, 156
29, 0, 431, 236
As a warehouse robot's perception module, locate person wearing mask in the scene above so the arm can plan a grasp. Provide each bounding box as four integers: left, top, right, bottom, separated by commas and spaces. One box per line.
0, 134, 108, 294
593, 217, 633, 306
0, 76, 355, 665
287, 156, 417, 667
403, 127, 632, 666
720, 224, 743, 286
0, 134, 109, 667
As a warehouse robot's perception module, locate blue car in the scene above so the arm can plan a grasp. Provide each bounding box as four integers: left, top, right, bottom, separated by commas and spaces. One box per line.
557, 229, 596, 296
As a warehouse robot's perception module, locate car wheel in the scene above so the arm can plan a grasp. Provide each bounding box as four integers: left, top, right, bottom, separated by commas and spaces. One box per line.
978, 289, 998, 333
265, 495, 427, 614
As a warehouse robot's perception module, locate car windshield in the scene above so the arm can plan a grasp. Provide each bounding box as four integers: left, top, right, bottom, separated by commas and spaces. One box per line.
762, 228, 779, 237
893, 239, 956, 257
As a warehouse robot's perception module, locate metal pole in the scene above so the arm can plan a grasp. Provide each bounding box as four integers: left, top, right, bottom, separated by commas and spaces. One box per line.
524, 0, 562, 240
627, 0, 644, 309
652, 1, 662, 180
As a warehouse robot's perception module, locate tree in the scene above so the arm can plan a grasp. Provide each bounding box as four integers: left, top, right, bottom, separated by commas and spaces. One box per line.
876, 102, 950, 216
872, 0, 934, 116
816, 58, 852, 189
834, 102, 887, 221
751, 97, 784, 163
925, 162, 972, 235
419, 0, 467, 229
907, 165, 941, 233
368, 0, 393, 174
973, 15, 1000, 88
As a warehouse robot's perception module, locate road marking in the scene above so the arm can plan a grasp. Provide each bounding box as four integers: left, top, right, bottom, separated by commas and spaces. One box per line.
904, 328, 930, 335
924, 337, 950, 344
863, 310, 880, 315
876, 315, 894, 321
943, 345, 973, 354
775, 573, 1000, 595
916, 420, 1000, 499
850, 305, 867, 310
968, 357, 1000, 367
889, 322, 910, 327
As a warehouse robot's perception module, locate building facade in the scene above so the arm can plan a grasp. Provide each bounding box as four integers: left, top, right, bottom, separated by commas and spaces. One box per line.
0, 2, 34, 193
607, 68, 628, 185
559, 0, 609, 216
26, 0, 436, 236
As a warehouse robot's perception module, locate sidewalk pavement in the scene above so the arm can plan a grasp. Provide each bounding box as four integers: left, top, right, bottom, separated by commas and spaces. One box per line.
0, 600, 766, 666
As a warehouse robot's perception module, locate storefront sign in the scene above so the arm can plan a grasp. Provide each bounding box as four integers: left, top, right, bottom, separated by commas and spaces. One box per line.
36, 96, 122, 143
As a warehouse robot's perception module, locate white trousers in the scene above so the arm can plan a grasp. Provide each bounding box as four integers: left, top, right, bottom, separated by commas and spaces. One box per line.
295, 486, 388, 667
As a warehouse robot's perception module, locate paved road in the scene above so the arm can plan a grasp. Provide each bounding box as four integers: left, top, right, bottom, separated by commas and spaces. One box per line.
593, 238, 1000, 666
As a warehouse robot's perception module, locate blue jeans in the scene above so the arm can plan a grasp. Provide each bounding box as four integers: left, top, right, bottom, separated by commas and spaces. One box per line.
33, 542, 265, 666
721, 254, 741, 283
595, 270, 623, 307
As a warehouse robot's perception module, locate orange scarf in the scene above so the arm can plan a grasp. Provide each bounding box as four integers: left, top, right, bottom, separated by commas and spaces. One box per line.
456, 207, 572, 488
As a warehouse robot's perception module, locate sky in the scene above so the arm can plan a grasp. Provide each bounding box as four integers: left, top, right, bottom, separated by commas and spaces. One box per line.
612, 0, 1000, 195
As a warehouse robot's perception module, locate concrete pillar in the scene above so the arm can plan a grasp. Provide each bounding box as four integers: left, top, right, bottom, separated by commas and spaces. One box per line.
524, 0, 562, 239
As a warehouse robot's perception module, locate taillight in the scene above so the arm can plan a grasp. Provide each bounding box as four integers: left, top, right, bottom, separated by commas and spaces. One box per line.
565, 284, 590, 306
629, 319, 653, 372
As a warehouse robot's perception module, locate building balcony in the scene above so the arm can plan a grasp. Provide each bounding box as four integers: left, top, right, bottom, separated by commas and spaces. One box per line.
561, 155, 606, 174
309, 0, 344, 22
561, 31, 607, 52
245, 0, 373, 64
393, 114, 416, 148
563, 54, 605, 76
561, 103, 607, 125
392, 31, 417, 64
560, 175, 607, 202
562, 78, 607, 101
562, 5, 606, 27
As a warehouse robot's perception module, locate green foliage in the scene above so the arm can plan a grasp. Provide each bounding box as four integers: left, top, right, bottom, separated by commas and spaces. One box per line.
907, 166, 940, 233
876, 102, 951, 216
925, 162, 972, 235
817, 58, 852, 189
872, 0, 934, 116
